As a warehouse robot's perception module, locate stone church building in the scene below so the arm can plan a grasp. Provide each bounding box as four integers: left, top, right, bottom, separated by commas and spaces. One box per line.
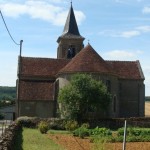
16, 4, 145, 118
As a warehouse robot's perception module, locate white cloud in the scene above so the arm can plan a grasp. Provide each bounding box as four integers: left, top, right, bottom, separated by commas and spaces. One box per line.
136, 25, 150, 32
115, 0, 143, 4
0, 1, 85, 26
119, 30, 140, 38
99, 25, 150, 38
104, 50, 143, 60
142, 6, 150, 14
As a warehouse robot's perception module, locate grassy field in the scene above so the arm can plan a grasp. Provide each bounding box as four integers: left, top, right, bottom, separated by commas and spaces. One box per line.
14, 128, 65, 150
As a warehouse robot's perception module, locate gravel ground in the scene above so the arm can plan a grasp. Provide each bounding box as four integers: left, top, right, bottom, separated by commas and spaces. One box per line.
48, 134, 150, 150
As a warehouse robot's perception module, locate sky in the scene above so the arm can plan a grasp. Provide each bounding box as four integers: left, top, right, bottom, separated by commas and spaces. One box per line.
0, 0, 150, 96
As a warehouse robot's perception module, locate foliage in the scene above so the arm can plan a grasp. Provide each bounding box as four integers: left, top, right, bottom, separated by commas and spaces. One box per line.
90, 127, 112, 136
64, 120, 79, 131
145, 96, 150, 101
81, 123, 90, 129
72, 123, 90, 138
116, 127, 150, 142
17, 116, 40, 128
48, 118, 65, 130
73, 127, 90, 139
0, 86, 16, 101
73, 125, 112, 139
58, 74, 111, 120
17, 117, 66, 130
38, 121, 49, 134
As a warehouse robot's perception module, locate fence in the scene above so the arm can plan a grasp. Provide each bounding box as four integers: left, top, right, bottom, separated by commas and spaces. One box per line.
0, 119, 13, 138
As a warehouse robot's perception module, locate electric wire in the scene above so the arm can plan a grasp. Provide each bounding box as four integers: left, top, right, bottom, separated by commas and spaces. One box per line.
0, 10, 20, 46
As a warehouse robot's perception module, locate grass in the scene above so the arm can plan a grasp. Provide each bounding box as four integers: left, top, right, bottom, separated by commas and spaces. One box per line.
48, 129, 70, 134
14, 128, 65, 150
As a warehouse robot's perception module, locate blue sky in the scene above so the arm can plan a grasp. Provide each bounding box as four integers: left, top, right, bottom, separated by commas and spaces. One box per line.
0, 0, 150, 96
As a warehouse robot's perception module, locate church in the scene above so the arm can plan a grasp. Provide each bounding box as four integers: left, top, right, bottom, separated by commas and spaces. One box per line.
16, 4, 145, 119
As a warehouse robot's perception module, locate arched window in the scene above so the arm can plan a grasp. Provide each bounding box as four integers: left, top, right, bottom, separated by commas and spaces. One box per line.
67, 45, 75, 59
106, 80, 111, 93
113, 95, 116, 113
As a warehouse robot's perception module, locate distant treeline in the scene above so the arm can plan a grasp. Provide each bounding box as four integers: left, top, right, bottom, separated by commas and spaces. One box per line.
145, 96, 150, 101
0, 86, 16, 101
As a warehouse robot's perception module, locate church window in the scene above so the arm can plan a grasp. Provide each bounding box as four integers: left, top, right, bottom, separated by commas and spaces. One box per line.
106, 80, 111, 93
67, 45, 76, 58
113, 95, 117, 113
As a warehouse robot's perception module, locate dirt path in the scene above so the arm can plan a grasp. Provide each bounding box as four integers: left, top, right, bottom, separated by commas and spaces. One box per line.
48, 134, 93, 150
48, 134, 150, 150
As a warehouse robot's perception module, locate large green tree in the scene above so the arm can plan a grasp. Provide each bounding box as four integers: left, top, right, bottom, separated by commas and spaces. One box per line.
58, 74, 111, 121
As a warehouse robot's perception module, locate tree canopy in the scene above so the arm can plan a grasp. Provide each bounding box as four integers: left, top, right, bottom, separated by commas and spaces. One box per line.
58, 74, 111, 121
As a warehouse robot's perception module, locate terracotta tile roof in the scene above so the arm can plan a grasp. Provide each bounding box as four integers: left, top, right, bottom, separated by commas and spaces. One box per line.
58, 44, 112, 74
20, 57, 70, 78
19, 81, 54, 101
106, 60, 145, 80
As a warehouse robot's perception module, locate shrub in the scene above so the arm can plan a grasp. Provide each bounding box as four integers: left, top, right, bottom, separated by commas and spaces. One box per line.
38, 121, 49, 134
90, 127, 112, 136
117, 127, 126, 136
64, 120, 79, 131
73, 127, 89, 138
81, 123, 90, 129
16, 116, 39, 128
47, 118, 65, 130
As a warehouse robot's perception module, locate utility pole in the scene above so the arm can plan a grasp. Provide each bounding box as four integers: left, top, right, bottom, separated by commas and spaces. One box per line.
17, 40, 23, 117
123, 120, 127, 150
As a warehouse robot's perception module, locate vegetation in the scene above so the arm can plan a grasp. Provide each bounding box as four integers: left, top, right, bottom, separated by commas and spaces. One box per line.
14, 128, 64, 150
38, 121, 49, 134
64, 120, 79, 131
58, 74, 111, 121
145, 96, 150, 101
13, 119, 150, 149
0, 86, 16, 107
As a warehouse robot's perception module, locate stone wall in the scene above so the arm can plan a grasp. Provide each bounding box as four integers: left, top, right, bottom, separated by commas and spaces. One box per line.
119, 80, 145, 117
19, 101, 55, 118
0, 123, 21, 150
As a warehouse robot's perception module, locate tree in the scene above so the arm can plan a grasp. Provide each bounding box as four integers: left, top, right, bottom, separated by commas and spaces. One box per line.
58, 74, 111, 121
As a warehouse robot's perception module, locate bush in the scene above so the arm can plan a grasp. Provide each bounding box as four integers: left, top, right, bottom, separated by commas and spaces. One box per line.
90, 127, 112, 136
64, 120, 79, 131
38, 121, 49, 134
73, 127, 89, 138
47, 118, 65, 130
16, 116, 39, 128
81, 123, 90, 129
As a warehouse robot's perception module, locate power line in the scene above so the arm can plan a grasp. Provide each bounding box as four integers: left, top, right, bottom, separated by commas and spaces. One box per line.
0, 10, 20, 46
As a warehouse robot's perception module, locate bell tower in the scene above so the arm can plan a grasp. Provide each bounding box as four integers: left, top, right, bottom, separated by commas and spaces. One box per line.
57, 3, 85, 59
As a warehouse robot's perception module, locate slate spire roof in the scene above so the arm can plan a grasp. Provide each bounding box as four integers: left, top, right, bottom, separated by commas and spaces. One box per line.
63, 3, 80, 36
57, 3, 84, 42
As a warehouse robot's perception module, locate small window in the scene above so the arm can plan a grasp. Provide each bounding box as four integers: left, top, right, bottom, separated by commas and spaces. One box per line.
113, 95, 116, 113
106, 80, 111, 93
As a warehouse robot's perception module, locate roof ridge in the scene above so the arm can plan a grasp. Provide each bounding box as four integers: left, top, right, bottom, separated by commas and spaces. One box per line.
106, 60, 138, 62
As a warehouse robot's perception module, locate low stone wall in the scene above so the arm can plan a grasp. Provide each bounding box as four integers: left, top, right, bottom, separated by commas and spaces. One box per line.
0, 123, 21, 150
84, 117, 150, 129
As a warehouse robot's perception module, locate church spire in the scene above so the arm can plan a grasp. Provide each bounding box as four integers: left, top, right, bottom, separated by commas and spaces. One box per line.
57, 3, 85, 59
62, 3, 80, 36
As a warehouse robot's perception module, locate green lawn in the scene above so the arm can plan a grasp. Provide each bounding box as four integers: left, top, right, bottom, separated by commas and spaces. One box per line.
14, 128, 65, 150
